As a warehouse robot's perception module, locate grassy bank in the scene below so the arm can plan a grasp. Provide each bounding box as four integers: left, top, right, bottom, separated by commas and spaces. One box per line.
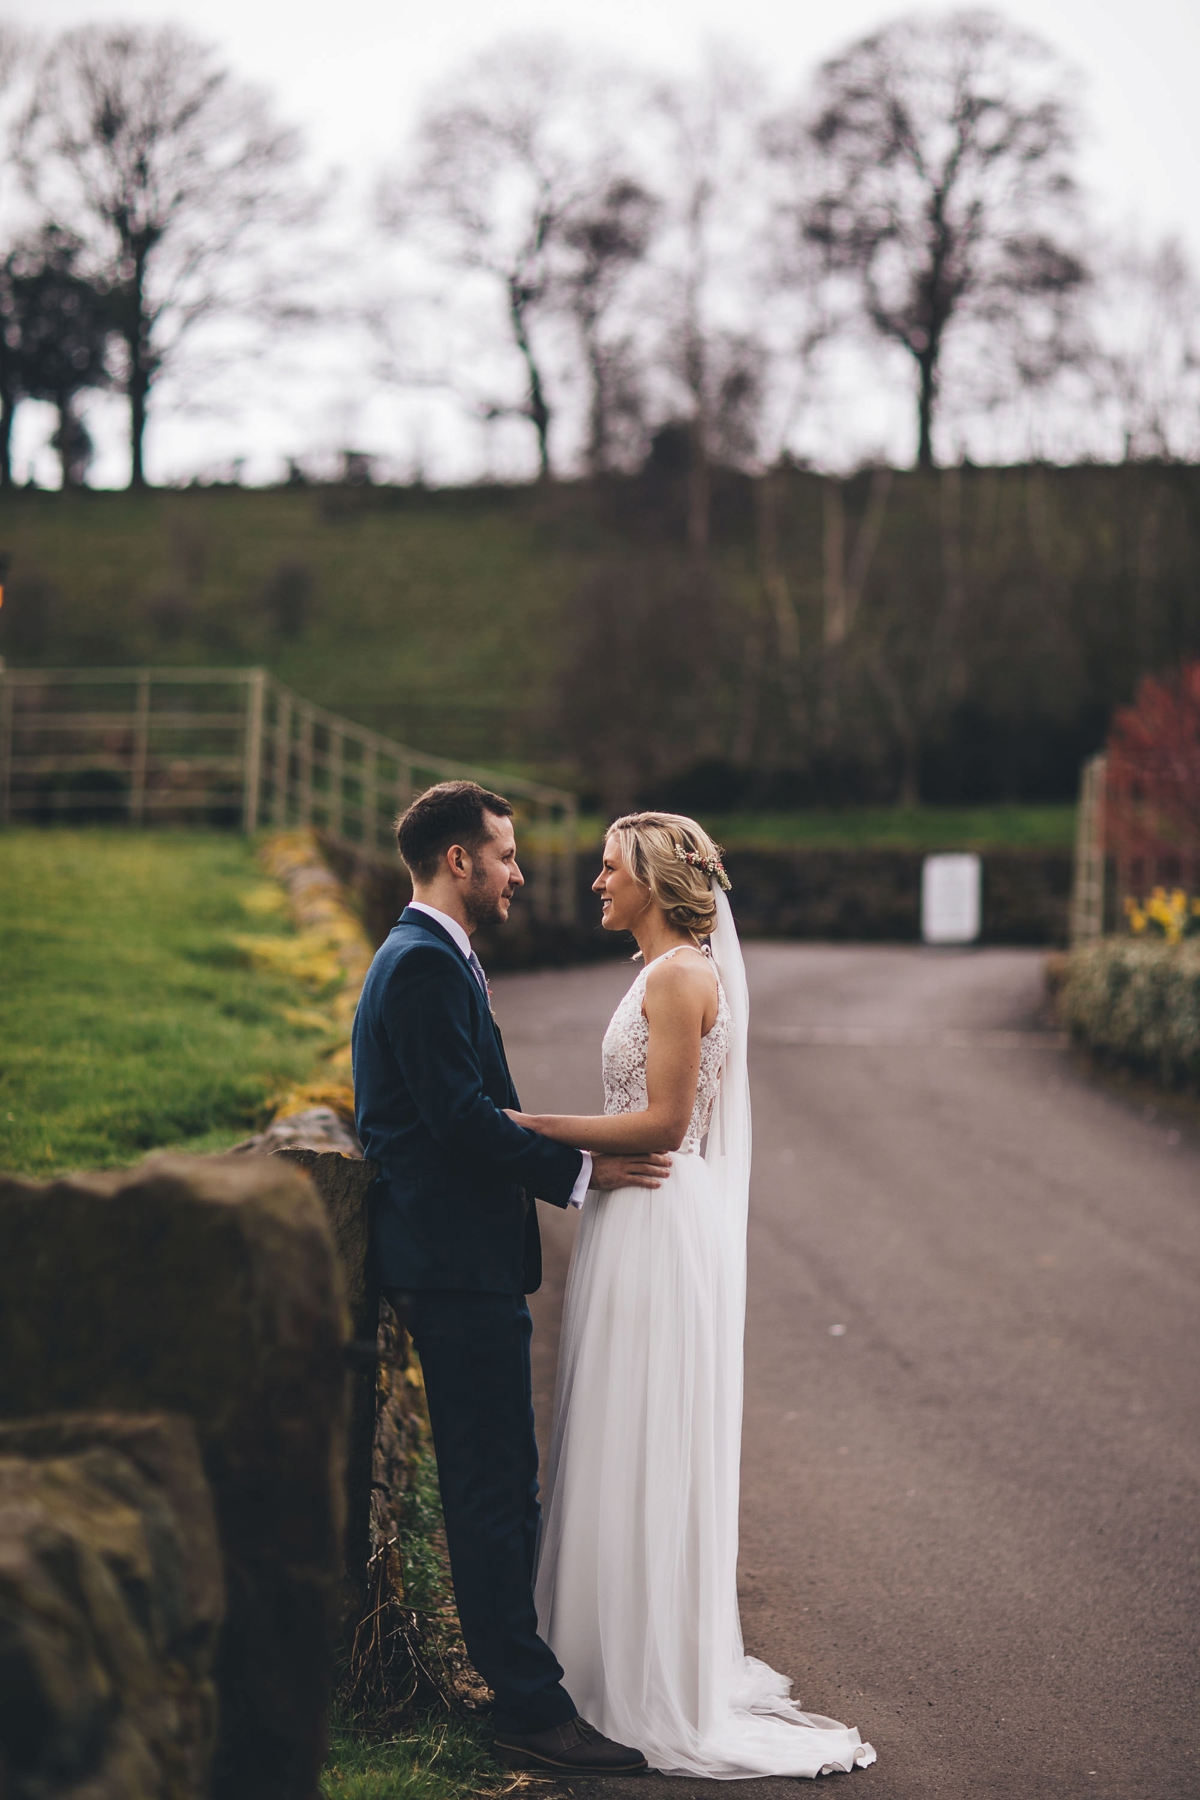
573, 803, 1076, 851
0, 828, 330, 1175
323, 1444, 514, 1800
321, 1716, 519, 1800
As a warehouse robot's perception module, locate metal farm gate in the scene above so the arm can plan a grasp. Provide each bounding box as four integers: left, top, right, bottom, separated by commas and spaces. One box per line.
1069, 746, 1200, 945
0, 667, 578, 923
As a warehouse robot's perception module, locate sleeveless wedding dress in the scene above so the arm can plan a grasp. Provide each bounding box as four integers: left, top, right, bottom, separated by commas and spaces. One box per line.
534, 906, 876, 1778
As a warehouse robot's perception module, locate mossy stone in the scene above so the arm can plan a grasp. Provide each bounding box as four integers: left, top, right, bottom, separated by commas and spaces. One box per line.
0, 1437, 215, 1798
0, 1154, 347, 1800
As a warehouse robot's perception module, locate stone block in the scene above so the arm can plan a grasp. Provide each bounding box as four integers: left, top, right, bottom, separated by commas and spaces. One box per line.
271, 1149, 380, 1618
0, 1154, 347, 1800
232, 1107, 363, 1159
0, 1425, 217, 1799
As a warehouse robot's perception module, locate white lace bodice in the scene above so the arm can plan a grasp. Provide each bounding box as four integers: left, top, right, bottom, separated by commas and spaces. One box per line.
601, 945, 731, 1153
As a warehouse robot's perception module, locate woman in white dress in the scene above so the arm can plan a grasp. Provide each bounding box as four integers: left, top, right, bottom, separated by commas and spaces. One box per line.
505, 812, 876, 1780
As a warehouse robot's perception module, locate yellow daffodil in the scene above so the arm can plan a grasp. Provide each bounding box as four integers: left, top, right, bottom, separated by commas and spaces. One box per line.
1124, 886, 1200, 943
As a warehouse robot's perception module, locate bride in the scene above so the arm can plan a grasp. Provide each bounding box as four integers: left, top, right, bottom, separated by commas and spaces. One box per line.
506, 812, 876, 1780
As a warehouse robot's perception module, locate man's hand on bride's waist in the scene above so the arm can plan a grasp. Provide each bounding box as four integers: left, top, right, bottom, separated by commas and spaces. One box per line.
590, 1151, 672, 1190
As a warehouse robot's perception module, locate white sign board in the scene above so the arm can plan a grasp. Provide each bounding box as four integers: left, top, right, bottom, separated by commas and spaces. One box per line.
921, 853, 982, 945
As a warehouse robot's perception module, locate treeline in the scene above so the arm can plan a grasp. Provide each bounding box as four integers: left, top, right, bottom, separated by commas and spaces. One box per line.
3, 462, 1197, 807
2, 12, 1198, 489
560, 460, 1200, 811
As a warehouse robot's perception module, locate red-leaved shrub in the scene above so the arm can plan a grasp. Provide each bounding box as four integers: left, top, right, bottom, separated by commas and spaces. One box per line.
1106, 662, 1200, 882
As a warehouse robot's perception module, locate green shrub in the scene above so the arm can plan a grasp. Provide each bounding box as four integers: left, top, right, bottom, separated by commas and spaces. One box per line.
1061, 938, 1200, 1086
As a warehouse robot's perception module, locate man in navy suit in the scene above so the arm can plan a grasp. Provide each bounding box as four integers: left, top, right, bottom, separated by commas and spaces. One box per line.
353, 781, 667, 1774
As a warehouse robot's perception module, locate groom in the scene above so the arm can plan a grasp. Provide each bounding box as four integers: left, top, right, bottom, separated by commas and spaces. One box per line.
353, 780, 665, 1774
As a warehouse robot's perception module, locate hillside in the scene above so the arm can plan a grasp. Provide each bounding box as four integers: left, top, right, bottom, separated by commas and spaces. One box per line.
0, 484, 598, 769
3, 462, 1198, 805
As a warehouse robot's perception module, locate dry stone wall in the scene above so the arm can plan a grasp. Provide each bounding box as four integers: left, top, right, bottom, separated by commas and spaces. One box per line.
0, 1154, 348, 1800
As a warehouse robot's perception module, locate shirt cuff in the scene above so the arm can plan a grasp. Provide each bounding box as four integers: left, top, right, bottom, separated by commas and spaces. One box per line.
568, 1152, 593, 1209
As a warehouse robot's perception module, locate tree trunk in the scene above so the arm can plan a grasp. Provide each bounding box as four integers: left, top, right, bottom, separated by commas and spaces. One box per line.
509, 278, 551, 481
0, 388, 15, 490
54, 392, 89, 491
125, 246, 154, 492
129, 371, 149, 489
822, 480, 847, 647
583, 317, 607, 477
868, 649, 922, 808
743, 471, 794, 758
938, 465, 967, 704
1134, 472, 1165, 676
899, 739, 921, 808
915, 348, 938, 471
687, 410, 709, 562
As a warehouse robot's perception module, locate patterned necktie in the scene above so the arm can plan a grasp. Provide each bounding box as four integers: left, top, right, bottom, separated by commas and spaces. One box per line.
466, 948, 489, 1000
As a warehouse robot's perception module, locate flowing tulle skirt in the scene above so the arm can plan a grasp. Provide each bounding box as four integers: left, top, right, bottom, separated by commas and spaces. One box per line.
534, 1152, 876, 1778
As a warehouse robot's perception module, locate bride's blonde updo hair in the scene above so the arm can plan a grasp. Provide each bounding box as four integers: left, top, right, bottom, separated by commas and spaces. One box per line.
607, 812, 730, 941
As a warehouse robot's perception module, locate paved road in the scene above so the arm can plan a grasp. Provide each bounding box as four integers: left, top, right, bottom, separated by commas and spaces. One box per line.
495, 945, 1200, 1800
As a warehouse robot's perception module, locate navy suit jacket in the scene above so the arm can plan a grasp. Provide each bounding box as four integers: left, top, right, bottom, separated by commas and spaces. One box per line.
352, 906, 584, 1294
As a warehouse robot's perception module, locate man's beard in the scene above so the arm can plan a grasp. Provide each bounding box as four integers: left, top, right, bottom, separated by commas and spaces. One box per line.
462, 870, 509, 932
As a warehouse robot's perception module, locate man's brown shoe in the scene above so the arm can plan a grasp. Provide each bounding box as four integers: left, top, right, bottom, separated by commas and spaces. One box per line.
493, 1715, 648, 1774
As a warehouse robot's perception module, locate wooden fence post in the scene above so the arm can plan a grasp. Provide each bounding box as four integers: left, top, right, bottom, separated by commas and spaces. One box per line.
329, 724, 346, 841
0, 672, 12, 826
129, 671, 151, 825
362, 737, 381, 855
560, 795, 578, 923
297, 703, 315, 826
1069, 752, 1107, 945
242, 670, 266, 833
273, 683, 293, 827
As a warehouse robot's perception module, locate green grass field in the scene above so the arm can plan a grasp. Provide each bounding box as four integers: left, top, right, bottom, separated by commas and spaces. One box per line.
0, 828, 330, 1177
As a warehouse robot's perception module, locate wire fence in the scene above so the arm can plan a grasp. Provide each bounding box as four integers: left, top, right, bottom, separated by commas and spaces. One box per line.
0, 666, 578, 923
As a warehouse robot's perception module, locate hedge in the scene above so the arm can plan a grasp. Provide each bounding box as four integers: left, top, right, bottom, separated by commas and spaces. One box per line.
1061, 939, 1200, 1086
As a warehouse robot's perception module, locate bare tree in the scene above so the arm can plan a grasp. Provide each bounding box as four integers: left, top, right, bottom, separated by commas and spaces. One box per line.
383, 38, 636, 481
555, 177, 658, 474
17, 25, 309, 488
649, 56, 771, 555
1083, 235, 1200, 462
793, 10, 1086, 468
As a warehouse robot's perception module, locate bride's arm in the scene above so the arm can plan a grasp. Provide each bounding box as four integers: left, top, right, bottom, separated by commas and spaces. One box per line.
506, 956, 712, 1154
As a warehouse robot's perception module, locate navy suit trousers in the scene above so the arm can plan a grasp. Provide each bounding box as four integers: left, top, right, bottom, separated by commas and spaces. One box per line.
388, 1287, 577, 1735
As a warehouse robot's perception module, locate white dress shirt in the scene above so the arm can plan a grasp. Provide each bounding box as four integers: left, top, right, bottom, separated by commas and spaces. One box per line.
407, 901, 593, 1206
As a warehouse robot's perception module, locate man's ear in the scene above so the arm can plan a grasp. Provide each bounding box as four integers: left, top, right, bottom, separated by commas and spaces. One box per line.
445, 842, 470, 881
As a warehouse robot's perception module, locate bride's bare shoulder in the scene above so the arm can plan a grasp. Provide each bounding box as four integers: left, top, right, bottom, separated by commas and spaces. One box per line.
643, 944, 719, 1008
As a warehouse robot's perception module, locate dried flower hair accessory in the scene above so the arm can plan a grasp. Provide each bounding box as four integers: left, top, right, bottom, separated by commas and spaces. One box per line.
675, 843, 732, 891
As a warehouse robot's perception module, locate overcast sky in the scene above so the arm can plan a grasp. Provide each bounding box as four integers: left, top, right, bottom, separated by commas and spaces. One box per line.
13, 0, 1200, 484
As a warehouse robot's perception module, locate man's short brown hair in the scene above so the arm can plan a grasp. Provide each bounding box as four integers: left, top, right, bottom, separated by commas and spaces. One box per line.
396, 780, 515, 882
